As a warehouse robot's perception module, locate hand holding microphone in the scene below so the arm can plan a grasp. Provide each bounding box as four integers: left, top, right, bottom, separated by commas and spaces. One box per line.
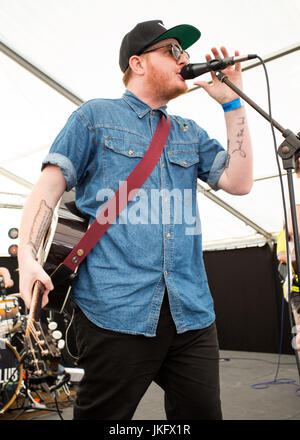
181, 51, 257, 79
182, 46, 256, 105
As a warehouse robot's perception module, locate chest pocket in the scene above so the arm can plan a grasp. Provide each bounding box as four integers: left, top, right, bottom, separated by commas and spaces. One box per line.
103, 137, 150, 192
167, 148, 200, 188
167, 150, 199, 168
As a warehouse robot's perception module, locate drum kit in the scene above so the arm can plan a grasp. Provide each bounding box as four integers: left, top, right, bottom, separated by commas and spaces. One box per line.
0, 277, 71, 418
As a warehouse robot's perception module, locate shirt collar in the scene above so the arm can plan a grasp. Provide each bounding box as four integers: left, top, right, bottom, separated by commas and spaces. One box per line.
122, 90, 168, 119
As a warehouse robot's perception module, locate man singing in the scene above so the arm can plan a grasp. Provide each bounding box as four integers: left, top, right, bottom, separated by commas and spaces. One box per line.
18, 20, 253, 419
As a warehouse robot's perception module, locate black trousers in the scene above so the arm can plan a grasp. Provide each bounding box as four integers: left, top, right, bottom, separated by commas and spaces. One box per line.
72, 292, 222, 420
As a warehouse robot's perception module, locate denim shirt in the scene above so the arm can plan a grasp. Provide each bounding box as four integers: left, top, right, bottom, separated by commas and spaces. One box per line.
42, 90, 227, 336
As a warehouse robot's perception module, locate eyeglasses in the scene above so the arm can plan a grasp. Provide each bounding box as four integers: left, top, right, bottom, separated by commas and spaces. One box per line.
142, 43, 190, 63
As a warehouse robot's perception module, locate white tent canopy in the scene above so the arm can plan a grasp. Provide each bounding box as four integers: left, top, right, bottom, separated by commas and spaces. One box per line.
0, 0, 299, 255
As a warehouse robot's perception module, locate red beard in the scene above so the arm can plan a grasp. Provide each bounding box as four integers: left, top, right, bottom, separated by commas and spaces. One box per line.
145, 59, 188, 103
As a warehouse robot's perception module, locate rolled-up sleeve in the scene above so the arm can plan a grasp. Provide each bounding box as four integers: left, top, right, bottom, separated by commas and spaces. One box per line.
42, 152, 77, 191
206, 150, 228, 190
41, 109, 94, 191
197, 126, 227, 191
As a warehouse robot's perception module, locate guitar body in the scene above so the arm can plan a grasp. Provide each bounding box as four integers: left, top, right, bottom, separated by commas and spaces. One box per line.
43, 191, 88, 313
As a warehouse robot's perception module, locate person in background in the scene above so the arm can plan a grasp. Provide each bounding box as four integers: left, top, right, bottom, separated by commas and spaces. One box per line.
0, 267, 14, 289
277, 157, 300, 357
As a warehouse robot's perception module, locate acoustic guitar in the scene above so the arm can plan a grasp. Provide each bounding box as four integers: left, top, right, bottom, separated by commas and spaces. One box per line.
25, 191, 88, 341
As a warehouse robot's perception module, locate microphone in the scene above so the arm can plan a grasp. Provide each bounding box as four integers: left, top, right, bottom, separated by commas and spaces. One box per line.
180, 54, 257, 79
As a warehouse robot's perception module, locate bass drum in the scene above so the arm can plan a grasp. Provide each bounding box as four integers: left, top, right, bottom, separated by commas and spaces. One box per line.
0, 296, 20, 321
0, 339, 23, 414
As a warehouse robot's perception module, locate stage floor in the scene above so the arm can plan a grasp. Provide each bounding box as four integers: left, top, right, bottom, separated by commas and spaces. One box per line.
4, 350, 300, 421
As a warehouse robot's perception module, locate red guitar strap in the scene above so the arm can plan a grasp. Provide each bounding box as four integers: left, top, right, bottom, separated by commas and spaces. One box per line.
52, 114, 171, 282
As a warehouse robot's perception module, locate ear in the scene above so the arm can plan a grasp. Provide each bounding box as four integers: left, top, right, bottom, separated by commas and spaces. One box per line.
129, 55, 146, 76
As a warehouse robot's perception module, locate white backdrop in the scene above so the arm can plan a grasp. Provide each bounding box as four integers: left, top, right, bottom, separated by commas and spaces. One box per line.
0, 0, 299, 255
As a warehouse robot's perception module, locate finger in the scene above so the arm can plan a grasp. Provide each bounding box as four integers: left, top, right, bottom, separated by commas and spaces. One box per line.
220, 46, 230, 58
38, 272, 53, 308
20, 274, 36, 308
41, 290, 49, 308
193, 80, 211, 91
20, 288, 32, 310
37, 269, 54, 292
21, 272, 53, 310
211, 47, 221, 59
202, 53, 217, 82
37, 276, 53, 308
234, 50, 241, 71
41, 274, 54, 292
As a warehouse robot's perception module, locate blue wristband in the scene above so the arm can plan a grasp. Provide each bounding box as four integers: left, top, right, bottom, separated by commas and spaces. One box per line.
222, 98, 242, 112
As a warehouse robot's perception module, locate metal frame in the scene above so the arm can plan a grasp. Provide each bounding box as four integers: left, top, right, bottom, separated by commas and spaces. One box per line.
187, 42, 300, 93
197, 183, 274, 241
0, 40, 83, 106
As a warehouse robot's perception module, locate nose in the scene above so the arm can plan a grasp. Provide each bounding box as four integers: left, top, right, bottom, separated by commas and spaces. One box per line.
177, 53, 189, 67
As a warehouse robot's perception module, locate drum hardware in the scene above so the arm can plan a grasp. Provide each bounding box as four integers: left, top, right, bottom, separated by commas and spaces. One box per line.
0, 296, 21, 321
0, 295, 73, 418
0, 319, 22, 338
9, 360, 58, 419
0, 339, 24, 415
0, 277, 74, 418
1, 327, 71, 419
0, 279, 6, 297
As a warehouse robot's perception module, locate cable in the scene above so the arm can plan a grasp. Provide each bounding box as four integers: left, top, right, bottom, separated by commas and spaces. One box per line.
219, 297, 300, 396
250, 293, 300, 396
53, 391, 64, 420
64, 307, 79, 362
244, 55, 300, 393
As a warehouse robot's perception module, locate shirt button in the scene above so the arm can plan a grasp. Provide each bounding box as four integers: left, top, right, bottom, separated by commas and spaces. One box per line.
161, 163, 165, 168
165, 270, 168, 276
166, 232, 171, 238
129, 149, 133, 155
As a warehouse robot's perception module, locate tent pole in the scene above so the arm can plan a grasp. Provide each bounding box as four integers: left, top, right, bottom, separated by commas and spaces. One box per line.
187, 43, 300, 93
0, 166, 33, 190
198, 183, 274, 241
0, 40, 84, 106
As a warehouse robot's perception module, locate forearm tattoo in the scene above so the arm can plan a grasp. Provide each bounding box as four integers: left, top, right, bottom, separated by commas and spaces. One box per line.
225, 116, 247, 168
28, 200, 53, 258
225, 139, 231, 168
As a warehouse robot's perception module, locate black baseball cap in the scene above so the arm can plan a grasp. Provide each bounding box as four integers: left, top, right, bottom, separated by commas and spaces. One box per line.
119, 19, 201, 73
